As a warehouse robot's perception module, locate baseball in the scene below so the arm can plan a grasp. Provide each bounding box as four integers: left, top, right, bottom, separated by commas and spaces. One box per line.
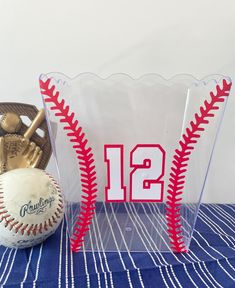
0, 112, 22, 133
0, 168, 64, 249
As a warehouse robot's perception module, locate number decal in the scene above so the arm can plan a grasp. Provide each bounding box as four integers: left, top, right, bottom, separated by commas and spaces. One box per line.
130, 145, 165, 202
104, 145, 126, 202
104, 144, 165, 202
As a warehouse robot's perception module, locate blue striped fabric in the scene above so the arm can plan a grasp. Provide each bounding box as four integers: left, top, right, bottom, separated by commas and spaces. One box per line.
0, 204, 234, 288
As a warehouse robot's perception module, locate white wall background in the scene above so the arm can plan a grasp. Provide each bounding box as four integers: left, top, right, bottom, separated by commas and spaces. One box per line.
0, 0, 234, 203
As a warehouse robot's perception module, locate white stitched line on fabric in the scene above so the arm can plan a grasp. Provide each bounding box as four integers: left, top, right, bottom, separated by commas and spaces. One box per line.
0, 248, 14, 283
152, 204, 209, 287
224, 204, 235, 213
103, 204, 137, 288
33, 243, 44, 288
88, 225, 102, 288
180, 209, 227, 286
129, 203, 182, 288
124, 204, 164, 266
93, 211, 114, 288
199, 210, 235, 246
107, 204, 144, 288
92, 212, 111, 287
58, 218, 64, 288
183, 205, 234, 287
95, 207, 112, 250
165, 201, 233, 285
187, 223, 235, 282
109, 203, 146, 265
181, 214, 222, 262
122, 203, 163, 266
195, 229, 235, 275
153, 203, 215, 288
151, 203, 213, 288
215, 259, 235, 281
190, 209, 235, 278
65, 227, 69, 288
122, 203, 170, 288
129, 204, 170, 266
68, 232, 76, 286
188, 205, 235, 248
202, 261, 223, 288
90, 214, 109, 288
146, 204, 198, 288
70, 246, 75, 288
107, 204, 145, 288
224, 259, 235, 274
20, 247, 34, 288
196, 260, 221, 288
202, 205, 235, 235
0, 248, 8, 269
180, 217, 225, 287
211, 204, 235, 226
150, 203, 196, 264
102, 205, 131, 285
191, 262, 210, 288
187, 205, 234, 248
82, 243, 90, 288
1, 248, 17, 286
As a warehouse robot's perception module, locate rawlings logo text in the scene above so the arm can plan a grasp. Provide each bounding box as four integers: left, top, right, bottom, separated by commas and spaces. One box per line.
20, 197, 55, 217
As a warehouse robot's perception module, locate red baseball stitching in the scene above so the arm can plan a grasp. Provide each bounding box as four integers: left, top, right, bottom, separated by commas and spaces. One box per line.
0, 171, 63, 236
40, 78, 97, 252
166, 79, 232, 252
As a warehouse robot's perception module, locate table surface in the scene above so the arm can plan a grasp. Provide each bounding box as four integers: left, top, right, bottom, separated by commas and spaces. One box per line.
0, 204, 234, 288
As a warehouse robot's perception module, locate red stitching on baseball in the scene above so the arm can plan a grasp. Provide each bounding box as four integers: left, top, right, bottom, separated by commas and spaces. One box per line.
20, 224, 27, 235
40, 78, 98, 252
39, 223, 43, 233
166, 79, 232, 252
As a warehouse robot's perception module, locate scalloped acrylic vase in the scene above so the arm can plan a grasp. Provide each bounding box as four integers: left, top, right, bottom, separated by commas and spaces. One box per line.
39, 73, 232, 253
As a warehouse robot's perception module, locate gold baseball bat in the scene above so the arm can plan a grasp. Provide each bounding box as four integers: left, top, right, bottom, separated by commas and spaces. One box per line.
0, 137, 6, 174
23, 109, 45, 140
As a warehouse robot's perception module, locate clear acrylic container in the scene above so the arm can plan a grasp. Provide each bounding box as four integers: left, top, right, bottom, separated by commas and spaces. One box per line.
39, 73, 232, 253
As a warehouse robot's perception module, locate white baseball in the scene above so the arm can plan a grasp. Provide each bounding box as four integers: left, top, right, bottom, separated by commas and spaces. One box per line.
0, 168, 64, 249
